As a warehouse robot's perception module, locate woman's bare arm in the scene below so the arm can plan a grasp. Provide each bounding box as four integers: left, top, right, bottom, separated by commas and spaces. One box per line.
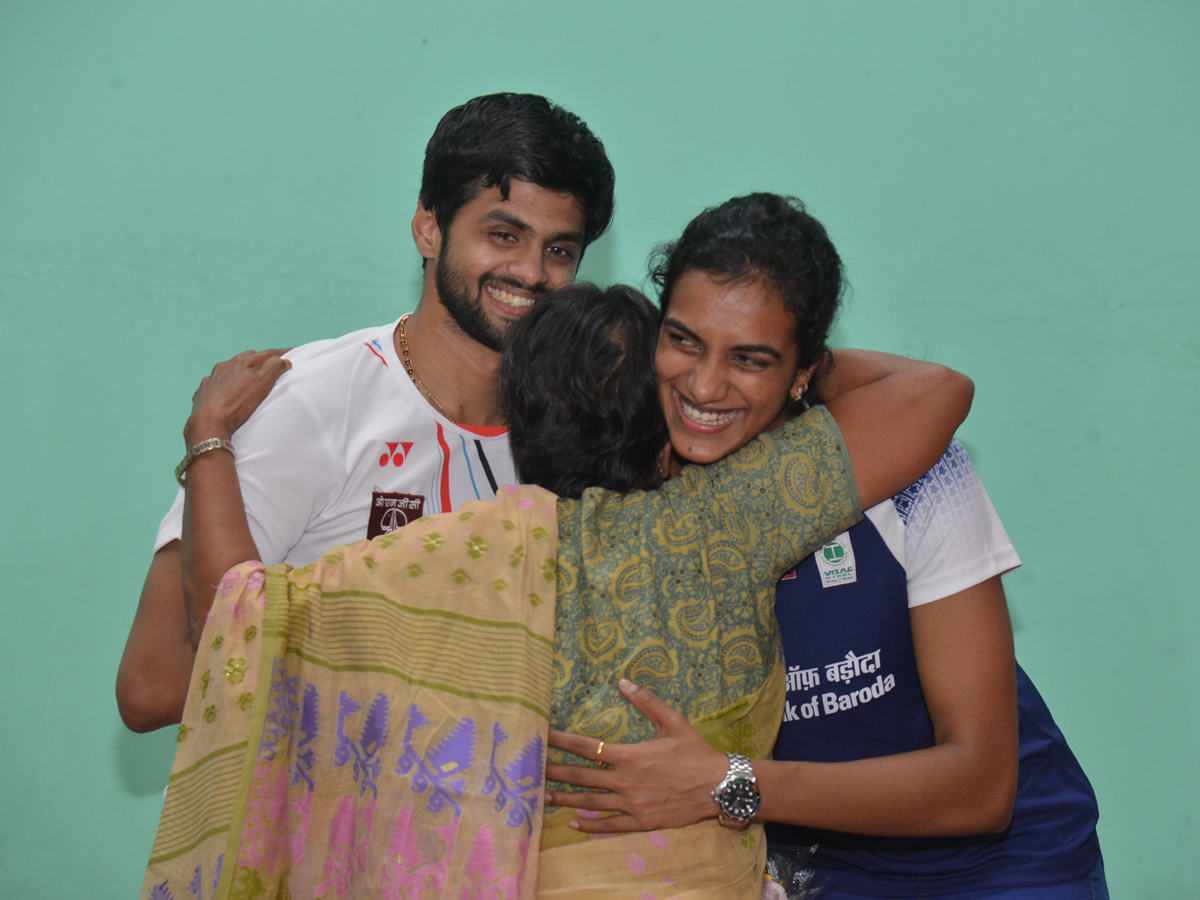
755, 576, 1018, 834
820, 349, 974, 510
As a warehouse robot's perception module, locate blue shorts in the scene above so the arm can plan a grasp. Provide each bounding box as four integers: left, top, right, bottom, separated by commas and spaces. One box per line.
816, 854, 1109, 900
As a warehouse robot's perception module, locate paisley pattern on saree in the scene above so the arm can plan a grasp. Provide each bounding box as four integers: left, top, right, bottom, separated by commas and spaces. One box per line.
539, 410, 857, 899
551, 407, 859, 746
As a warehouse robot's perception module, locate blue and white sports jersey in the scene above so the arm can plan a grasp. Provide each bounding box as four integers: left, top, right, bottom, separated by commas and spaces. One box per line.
768, 441, 1101, 896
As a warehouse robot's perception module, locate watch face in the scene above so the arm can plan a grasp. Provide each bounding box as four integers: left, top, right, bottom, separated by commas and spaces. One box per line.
720, 777, 761, 820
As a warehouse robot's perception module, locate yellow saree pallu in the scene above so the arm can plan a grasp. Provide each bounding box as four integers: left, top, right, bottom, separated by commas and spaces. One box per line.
142, 485, 559, 900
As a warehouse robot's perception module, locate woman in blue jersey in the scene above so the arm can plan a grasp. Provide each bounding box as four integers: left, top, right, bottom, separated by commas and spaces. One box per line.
547, 194, 1107, 899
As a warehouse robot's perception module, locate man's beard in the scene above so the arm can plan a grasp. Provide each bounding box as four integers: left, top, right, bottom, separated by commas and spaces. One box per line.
435, 253, 540, 353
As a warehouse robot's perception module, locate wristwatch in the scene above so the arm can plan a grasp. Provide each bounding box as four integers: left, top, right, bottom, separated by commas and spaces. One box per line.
711, 752, 761, 829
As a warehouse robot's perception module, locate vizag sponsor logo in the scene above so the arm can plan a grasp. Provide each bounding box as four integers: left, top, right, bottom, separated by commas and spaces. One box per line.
815, 533, 857, 588
821, 543, 846, 564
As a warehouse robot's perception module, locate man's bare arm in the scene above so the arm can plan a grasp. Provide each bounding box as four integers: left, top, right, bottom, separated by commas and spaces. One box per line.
116, 543, 192, 731
115, 350, 289, 732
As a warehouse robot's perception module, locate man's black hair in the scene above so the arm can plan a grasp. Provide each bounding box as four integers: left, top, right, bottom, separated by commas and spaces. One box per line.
500, 284, 668, 499
420, 93, 615, 250
650, 193, 845, 411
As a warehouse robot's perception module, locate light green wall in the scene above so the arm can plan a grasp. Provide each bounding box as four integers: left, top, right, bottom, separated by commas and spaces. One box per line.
2, 2, 1196, 896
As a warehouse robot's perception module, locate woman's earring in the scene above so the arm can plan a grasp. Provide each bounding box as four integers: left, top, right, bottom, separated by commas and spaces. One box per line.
793, 383, 807, 402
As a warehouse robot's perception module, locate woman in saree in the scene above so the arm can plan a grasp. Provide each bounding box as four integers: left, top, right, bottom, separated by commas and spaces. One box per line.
548, 195, 1107, 899
141, 279, 970, 900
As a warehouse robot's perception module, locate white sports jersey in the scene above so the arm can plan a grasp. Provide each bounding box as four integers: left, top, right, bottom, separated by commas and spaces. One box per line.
155, 320, 517, 566
852, 440, 1021, 607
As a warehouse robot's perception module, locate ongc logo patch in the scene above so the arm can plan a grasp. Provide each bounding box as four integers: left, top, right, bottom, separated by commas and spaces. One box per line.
367, 490, 425, 539
380, 441, 414, 467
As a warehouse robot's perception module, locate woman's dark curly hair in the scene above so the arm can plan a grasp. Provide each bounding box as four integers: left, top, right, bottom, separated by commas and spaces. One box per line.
500, 284, 668, 498
650, 193, 845, 412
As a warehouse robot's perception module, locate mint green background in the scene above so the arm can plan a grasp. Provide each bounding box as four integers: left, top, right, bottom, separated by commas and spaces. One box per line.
2, 2, 1196, 896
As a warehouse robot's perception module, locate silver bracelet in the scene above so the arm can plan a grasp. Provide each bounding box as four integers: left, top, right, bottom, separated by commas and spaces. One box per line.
175, 438, 235, 486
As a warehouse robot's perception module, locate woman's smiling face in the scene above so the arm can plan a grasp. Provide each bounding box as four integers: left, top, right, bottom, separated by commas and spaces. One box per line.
656, 269, 810, 465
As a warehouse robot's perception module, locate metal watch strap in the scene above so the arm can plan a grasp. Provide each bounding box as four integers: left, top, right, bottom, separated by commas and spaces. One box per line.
723, 752, 755, 781
175, 438, 236, 486
711, 752, 760, 829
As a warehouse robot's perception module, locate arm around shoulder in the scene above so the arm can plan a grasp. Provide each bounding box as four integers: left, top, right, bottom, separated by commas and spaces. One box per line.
823, 350, 973, 509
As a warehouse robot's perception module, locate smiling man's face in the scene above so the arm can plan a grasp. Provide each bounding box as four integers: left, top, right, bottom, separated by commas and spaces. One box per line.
430, 178, 586, 351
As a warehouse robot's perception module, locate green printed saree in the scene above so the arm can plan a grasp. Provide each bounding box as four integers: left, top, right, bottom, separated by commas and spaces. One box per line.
540, 406, 859, 897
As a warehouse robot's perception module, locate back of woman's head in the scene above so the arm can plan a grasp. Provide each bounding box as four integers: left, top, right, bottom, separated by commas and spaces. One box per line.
500, 284, 668, 498
650, 193, 844, 408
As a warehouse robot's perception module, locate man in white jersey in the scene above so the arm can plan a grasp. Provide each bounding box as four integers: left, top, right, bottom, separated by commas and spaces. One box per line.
117, 93, 616, 732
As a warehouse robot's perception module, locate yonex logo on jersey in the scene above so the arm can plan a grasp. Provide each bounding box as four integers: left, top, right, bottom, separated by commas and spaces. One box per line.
815, 533, 857, 588
379, 441, 414, 467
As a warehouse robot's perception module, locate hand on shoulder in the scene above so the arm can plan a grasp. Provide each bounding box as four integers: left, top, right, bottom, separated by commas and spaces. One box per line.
184, 349, 292, 445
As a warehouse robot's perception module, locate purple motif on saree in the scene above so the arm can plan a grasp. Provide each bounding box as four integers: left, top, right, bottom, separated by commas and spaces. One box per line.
289, 683, 321, 866
395, 702, 477, 816
483, 722, 544, 834
260, 657, 300, 760
292, 683, 320, 790
333, 691, 390, 799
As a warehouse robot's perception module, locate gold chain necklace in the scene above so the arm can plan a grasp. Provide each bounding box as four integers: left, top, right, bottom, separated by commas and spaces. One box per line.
397, 314, 456, 423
